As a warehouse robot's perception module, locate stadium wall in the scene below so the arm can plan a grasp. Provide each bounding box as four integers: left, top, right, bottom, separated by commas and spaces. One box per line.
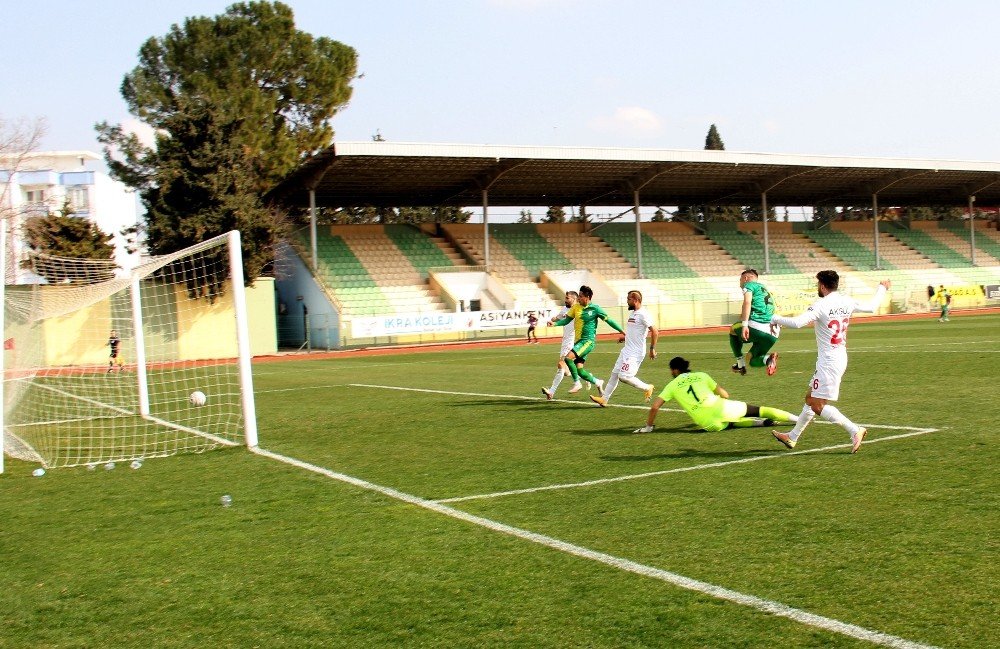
27, 278, 276, 367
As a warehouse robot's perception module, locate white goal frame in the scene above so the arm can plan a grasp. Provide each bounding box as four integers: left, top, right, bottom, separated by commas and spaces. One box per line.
1, 230, 258, 473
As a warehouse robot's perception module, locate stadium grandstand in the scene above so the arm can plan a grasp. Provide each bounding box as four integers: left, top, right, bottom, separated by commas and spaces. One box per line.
269, 142, 1000, 349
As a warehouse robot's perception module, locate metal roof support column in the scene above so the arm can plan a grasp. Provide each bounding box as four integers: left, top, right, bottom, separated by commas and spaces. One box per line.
968, 195, 977, 266
482, 189, 490, 272
633, 190, 643, 279
309, 189, 318, 270
872, 193, 881, 270
761, 191, 770, 274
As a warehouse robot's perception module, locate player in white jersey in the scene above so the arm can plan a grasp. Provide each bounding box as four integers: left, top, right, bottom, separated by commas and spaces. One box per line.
769, 270, 890, 453
590, 291, 658, 407
542, 291, 579, 399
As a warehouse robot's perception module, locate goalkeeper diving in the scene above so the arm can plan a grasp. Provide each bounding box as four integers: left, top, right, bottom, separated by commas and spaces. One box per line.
634, 357, 797, 433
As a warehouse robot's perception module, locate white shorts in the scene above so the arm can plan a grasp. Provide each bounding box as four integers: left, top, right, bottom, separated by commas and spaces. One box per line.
560, 340, 574, 358
809, 359, 847, 401
613, 352, 643, 379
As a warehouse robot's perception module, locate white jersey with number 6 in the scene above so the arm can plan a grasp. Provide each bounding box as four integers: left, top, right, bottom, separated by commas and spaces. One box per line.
771, 286, 886, 400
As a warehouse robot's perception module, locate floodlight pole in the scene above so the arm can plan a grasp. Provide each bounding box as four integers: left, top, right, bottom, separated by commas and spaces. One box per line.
633, 190, 643, 279
482, 189, 490, 272
309, 189, 318, 270
968, 195, 977, 266
872, 193, 881, 270
761, 191, 771, 275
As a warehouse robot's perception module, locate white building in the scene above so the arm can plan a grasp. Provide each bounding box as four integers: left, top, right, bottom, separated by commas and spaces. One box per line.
1, 151, 140, 283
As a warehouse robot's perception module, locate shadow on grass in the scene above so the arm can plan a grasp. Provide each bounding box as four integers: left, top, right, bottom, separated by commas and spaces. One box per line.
569, 424, 706, 437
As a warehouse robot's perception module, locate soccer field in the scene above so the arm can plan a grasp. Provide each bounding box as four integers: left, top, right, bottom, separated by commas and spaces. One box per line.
2, 314, 997, 647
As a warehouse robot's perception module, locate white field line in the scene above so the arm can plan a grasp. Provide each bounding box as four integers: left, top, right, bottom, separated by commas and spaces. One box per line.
437, 428, 937, 504
348, 383, 673, 412
344, 383, 937, 504
250, 446, 937, 649
257, 384, 346, 394
28, 381, 137, 416
27, 381, 236, 447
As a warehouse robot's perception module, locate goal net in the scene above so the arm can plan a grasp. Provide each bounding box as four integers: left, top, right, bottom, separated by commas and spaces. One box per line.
2, 230, 258, 472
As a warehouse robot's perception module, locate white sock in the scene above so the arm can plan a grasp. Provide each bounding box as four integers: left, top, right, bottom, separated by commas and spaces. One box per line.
602, 373, 620, 401
549, 369, 564, 392
819, 404, 861, 436
618, 374, 651, 391
788, 404, 815, 442
736, 356, 746, 368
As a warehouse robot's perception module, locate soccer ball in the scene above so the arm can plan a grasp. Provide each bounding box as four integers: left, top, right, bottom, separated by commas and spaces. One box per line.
189, 390, 207, 406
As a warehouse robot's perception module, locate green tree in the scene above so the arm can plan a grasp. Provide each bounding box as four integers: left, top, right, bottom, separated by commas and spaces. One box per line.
705, 124, 725, 150
517, 209, 533, 224
651, 208, 668, 222
22, 203, 115, 282
96, 1, 357, 283
544, 206, 566, 223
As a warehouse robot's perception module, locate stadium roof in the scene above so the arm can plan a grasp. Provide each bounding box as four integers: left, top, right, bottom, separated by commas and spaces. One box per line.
270, 141, 1000, 209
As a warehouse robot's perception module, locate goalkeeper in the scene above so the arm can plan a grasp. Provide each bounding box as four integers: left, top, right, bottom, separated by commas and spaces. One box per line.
544, 285, 624, 396
634, 357, 797, 433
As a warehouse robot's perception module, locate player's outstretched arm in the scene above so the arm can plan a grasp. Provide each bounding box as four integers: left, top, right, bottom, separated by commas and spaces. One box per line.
771, 309, 817, 329
648, 325, 658, 359
854, 281, 890, 313
635, 397, 666, 433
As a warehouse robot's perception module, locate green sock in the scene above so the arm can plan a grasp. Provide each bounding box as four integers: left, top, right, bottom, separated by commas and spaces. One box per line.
564, 358, 580, 381
728, 326, 744, 359
577, 367, 597, 384
760, 406, 796, 422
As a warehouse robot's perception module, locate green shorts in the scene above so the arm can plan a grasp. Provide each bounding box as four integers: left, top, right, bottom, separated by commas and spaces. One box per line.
570, 339, 595, 360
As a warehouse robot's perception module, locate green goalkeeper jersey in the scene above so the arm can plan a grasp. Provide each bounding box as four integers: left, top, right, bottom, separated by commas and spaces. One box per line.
658, 371, 726, 430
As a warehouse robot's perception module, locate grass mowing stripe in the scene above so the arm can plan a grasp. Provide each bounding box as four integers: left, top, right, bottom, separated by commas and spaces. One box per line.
250, 445, 938, 649
436, 428, 937, 503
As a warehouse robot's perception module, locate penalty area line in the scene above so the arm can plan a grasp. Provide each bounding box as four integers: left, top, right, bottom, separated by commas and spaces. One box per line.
348, 383, 671, 412
436, 428, 937, 504
250, 446, 937, 649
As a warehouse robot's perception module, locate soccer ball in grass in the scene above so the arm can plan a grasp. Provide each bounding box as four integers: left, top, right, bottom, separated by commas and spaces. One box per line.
189, 390, 207, 406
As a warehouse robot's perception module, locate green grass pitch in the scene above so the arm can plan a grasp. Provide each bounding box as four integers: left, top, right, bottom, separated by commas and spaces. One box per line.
2, 314, 997, 647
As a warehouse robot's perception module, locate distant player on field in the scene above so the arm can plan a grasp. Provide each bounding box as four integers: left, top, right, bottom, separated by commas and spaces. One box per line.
935, 284, 951, 322
590, 290, 657, 407
633, 357, 797, 433
526, 312, 539, 343
769, 271, 890, 454
543, 285, 625, 398
542, 291, 579, 397
730, 269, 780, 376
108, 329, 124, 374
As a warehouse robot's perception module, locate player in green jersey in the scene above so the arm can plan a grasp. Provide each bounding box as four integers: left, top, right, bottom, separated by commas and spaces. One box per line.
730, 269, 780, 376
634, 357, 797, 433
545, 285, 625, 396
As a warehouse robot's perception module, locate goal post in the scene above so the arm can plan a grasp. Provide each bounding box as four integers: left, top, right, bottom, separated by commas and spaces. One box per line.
2, 230, 259, 473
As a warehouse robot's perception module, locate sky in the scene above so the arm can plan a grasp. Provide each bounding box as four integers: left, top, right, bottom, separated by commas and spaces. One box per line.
4, 1, 1000, 165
